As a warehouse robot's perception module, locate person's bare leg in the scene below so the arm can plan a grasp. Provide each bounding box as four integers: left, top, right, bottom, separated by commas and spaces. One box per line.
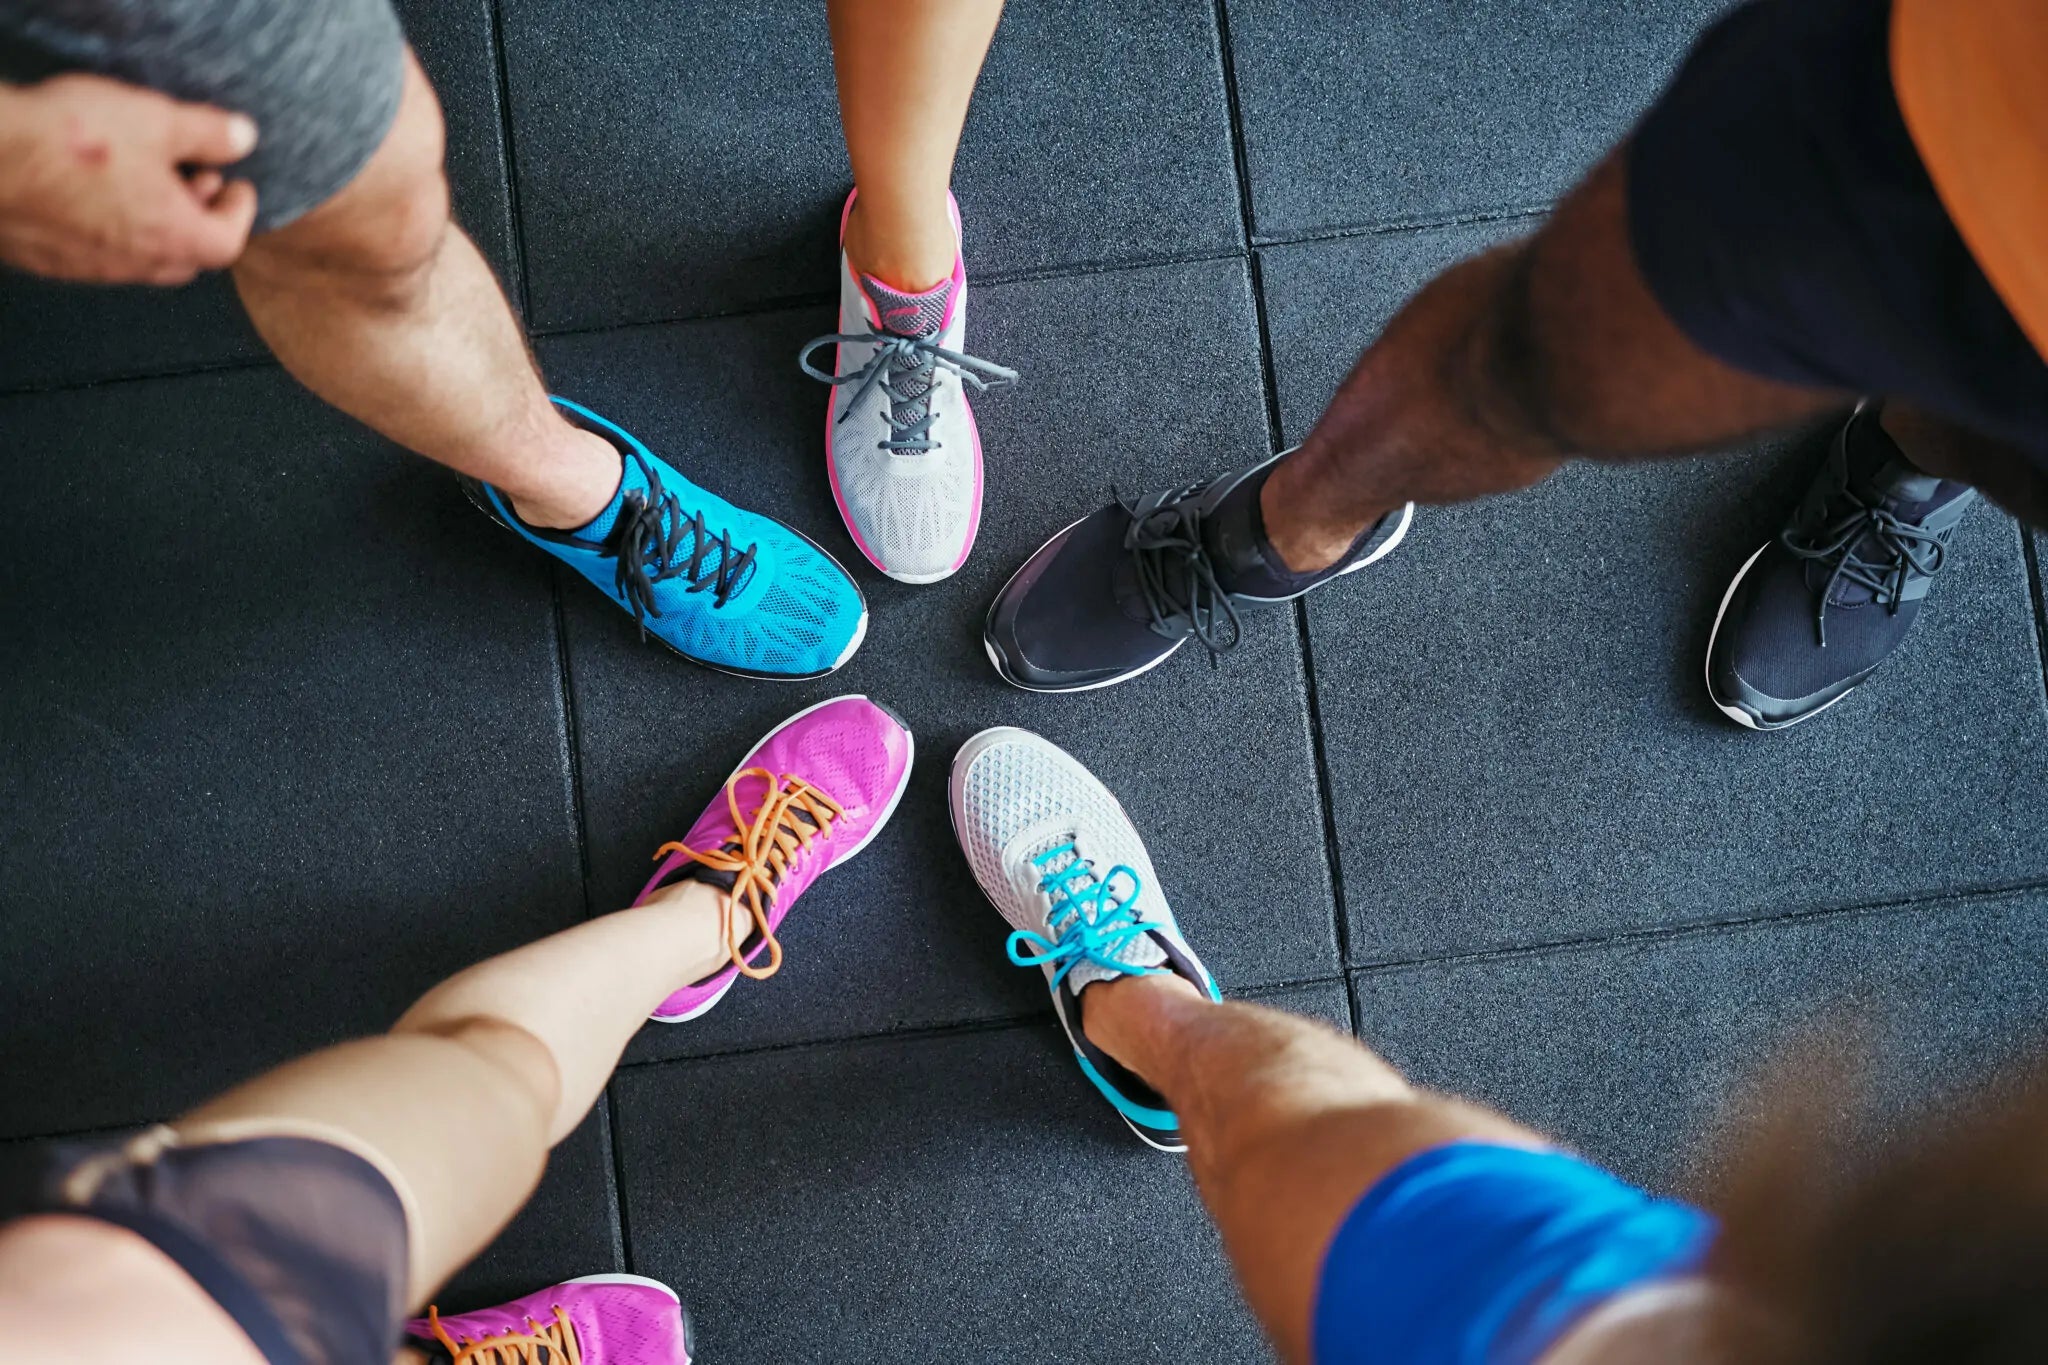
1260, 150, 1848, 574
1081, 975, 1541, 1365
178, 879, 745, 1309
1876, 404, 2048, 525
232, 52, 618, 530
829, 0, 1003, 291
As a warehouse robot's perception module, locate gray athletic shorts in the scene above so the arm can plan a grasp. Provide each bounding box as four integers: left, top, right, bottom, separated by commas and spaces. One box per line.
0, 0, 406, 233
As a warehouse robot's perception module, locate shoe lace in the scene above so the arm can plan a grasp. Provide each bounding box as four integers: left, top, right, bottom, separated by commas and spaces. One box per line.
1782, 489, 1952, 646
424, 1304, 581, 1365
798, 332, 1017, 454
601, 453, 759, 640
1119, 482, 1242, 661
654, 767, 845, 981
1006, 841, 1163, 990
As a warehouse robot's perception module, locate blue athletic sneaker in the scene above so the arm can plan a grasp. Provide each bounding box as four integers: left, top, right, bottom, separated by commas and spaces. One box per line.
948, 726, 1221, 1151
468, 399, 868, 680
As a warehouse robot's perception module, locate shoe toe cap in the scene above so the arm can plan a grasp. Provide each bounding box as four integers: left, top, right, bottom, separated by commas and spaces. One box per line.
985, 508, 1172, 690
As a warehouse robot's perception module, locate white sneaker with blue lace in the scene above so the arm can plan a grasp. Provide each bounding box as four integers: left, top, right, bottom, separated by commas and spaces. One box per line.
948, 726, 1220, 1151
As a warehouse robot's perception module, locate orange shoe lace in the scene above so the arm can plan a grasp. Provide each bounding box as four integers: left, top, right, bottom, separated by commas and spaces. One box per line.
424, 1304, 581, 1365
655, 766, 845, 981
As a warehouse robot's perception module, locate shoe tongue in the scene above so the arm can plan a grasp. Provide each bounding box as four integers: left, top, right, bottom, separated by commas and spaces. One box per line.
861, 273, 954, 339
603, 454, 755, 594
678, 802, 822, 894
1858, 455, 1945, 519
1027, 832, 1168, 989
1814, 414, 1960, 607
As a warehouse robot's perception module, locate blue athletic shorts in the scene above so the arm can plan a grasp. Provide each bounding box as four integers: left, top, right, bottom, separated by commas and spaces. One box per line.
1313, 1142, 1716, 1365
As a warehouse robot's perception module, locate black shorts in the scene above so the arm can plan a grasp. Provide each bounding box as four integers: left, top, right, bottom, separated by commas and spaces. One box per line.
1627, 0, 2048, 464
0, 1123, 413, 1365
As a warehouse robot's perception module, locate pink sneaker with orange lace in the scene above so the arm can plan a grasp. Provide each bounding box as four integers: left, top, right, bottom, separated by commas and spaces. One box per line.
638, 694, 915, 1022
406, 1273, 692, 1364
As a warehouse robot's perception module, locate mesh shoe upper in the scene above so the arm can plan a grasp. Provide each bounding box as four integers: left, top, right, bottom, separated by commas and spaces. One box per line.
800, 193, 1015, 582
1709, 406, 1975, 722
408, 1276, 691, 1365
950, 727, 1217, 1148
483, 399, 866, 679
951, 728, 1212, 999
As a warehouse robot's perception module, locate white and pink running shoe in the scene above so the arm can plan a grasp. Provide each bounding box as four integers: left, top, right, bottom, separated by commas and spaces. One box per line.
799, 190, 1017, 584
635, 694, 915, 1022
407, 1274, 692, 1364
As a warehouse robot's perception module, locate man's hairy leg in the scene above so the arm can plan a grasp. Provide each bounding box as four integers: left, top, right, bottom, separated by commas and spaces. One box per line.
1261, 152, 1844, 574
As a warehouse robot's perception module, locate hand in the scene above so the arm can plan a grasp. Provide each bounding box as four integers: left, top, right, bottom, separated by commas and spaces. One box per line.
0, 73, 260, 285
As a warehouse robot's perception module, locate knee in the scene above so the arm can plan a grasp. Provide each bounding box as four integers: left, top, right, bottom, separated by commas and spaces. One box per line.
1470, 243, 1588, 458
237, 56, 451, 303
413, 1015, 562, 1143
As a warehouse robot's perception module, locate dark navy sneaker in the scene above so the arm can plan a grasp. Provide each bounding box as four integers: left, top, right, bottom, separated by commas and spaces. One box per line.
983, 452, 1412, 692
1706, 404, 1976, 730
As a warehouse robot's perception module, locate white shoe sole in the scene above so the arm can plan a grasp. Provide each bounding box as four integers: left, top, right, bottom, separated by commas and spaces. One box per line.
984, 498, 1415, 693
948, 726, 1204, 1154
648, 693, 916, 1023
1703, 542, 1857, 732
563, 1273, 682, 1302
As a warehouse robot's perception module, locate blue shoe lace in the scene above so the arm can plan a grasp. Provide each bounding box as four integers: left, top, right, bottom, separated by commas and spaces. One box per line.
1005, 841, 1164, 990
603, 452, 759, 640
798, 332, 1017, 454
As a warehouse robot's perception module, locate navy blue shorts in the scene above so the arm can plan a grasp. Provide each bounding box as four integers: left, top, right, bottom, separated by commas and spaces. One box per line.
1313, 1142, 1715, 1365
1628, 0, 2048, 464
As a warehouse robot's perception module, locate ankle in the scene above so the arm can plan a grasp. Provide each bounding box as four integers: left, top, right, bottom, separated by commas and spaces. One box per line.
507, 428, 623, 531
640, 878, 750, 985
843, 195, 956, 293
1260, 456, 1389, 574
1080, 971, 1203, 1066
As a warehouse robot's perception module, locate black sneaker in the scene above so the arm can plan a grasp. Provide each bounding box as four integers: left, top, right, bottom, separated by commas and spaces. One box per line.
1705, 404, 1976, 730
982, 452, 1413, 692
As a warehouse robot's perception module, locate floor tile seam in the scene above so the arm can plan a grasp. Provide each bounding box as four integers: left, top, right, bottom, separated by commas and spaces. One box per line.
1344, 874, 2048, 978
1252, 204, 1552, 251
1210, 0, 1260, 252
601, 1080, 637, 1273
1240, 239, 1356, 1024
545, 563, 600, 925
609, 974, 1355, 1074
0, 982, 1356, 1146
0, 353, 276, 400
2016, 521, 2048, 713
1213, 0, 1357, 1011
485, 0, 534, 318
524, 245, 1257, 341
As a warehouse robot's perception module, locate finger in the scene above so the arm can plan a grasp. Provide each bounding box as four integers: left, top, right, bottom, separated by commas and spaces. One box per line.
184, 168, 225, 203
184, 179, 259, 268
146, 262, 201, 288
167, 101, 258, 166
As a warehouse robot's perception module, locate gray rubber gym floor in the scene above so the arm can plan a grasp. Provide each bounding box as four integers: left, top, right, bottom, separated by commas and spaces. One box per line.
5, 3, 2048, 1360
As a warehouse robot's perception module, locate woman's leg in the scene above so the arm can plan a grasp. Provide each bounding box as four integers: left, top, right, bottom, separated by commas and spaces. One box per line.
828, 0, 1004, 291
176, 879, 743, 1309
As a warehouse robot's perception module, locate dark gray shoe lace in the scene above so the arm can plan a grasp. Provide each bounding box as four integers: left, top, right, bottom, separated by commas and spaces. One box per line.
1782, 489, 1952, 647
1119, 482, 1242, 658
798, 332, 1017, 453
602, 453, 758, 640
